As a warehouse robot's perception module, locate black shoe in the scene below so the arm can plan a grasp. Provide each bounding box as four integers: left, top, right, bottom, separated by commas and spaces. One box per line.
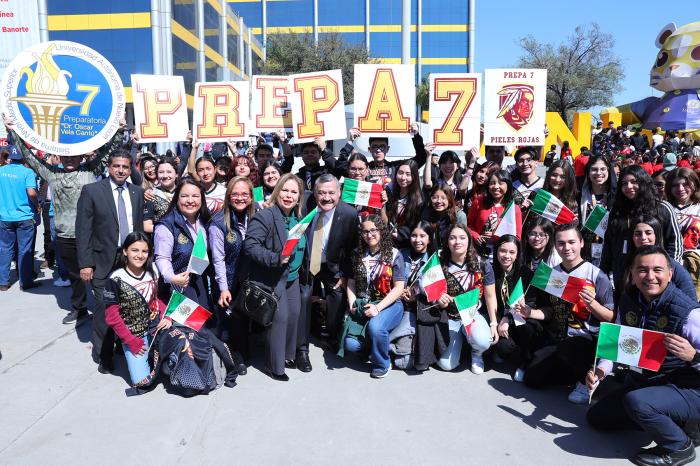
232, 352, 247, 376
62, 309, 87, 325
683, 421, 700, 447
632, 440, 696, 466
264, 369, 289, 382
20, 281, 41, 291
285, 359, 297, 369
97, 362, 114, 374
296, 351, 312, 372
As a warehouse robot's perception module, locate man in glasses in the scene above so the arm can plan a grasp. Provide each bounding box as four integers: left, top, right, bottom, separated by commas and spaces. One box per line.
512, 146, 544, 211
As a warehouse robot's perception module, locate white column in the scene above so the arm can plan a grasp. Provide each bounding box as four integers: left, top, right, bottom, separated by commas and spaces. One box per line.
401, 0, 410, 65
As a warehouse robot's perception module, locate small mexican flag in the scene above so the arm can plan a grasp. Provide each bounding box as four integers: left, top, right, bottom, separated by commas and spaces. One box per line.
253, 186, 264, 203
494, 201, 518, 238
531, 262, 593, 304
455, 288, 481, 332
165, 290, 212, 331
531, 189, 576, 225
341, 178, 383, 209
186, 228, 209, 275
420, 252, 447, 302
583, 205, 609, 237
507, 278, 526, 326
596, 322, 667, 372
282, 208, 317, 257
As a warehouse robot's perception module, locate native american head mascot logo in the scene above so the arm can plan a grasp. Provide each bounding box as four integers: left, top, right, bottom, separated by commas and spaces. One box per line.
496, 84, 535, 131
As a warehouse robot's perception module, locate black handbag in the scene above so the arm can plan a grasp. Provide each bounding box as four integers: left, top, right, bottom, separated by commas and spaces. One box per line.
232, 280, 278, 327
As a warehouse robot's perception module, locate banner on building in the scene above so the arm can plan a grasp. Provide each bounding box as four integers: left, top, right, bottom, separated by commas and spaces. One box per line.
193, 81, 250, 142
251, 75, 292, 133
354, 64, 415, 138
483, 68, 547, 146
1, 41, 125, 155
132, 74, 189, 143
289, 69, 346, 143
429, 73, 482, 150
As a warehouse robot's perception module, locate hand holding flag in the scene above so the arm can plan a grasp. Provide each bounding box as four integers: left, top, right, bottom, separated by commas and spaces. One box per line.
282, 208, 317, 257
419, 252, 447, 302
187, 228, 209, 275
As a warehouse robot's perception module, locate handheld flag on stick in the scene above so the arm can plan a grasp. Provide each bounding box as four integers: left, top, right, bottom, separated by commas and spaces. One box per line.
187, 229, 209, 275
341, 178, 383, 209
596, 322, 666, 372
165, 291, 212, 331
419, 252, 447, 302
494, 201, 518, 238
281, 208, 317, 257
253, 186, 265, 203
531, 189, 576, 225
455, 288, 481, 334
583, 205, 609, 237
507, 278, 527, 326
531, 262, 593, 304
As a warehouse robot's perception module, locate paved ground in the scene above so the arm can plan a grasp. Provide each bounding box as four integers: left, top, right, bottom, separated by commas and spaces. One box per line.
0, 246, 693, 466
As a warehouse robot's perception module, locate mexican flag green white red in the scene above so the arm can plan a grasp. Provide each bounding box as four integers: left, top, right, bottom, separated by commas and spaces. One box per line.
507, 277, 526, 326
531, 262, 593, 304
282, 208, 317, 257
531, 189, 576, 225
187, 228, 209, 275
494, 201, 517, 238
583, 205, 609, 237
341, 178, 383, 209
596, 322, 667, 371
253, 186, 264, 203
420, 252, 447, 302
455, 288, 481, 333
165, 290, 212, 331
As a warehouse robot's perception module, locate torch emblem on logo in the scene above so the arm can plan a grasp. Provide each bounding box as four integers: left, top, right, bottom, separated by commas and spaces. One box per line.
496, 84, 535, 131
10, 43, 80, 142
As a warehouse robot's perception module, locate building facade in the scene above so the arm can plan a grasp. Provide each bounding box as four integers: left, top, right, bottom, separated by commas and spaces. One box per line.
229, 0, 471, 81
45, 0, 264, 115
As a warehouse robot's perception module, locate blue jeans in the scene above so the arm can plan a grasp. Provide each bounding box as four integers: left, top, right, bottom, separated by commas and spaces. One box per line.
437, 314, 492, 371
0, 219, 35, 286
123, 335, 151, 385
345, 300, 404, 371
49, 217, 68, 280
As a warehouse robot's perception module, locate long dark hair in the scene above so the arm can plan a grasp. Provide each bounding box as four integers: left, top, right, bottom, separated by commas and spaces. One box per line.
439, 223, 480, 274
621, 215, 665, 291
665, 167, 700, 206
139, 155, 158, 182
409, 220, 436, 256
484, 170, 514, 207
165, 178, 212, 224
386, 160, 423, 228
116, 231, 155, 277
610, 165, 659, 230
358, 213, 394, 265
543, 160, 577, 210
493, 234, 522, 278
522, 217, 556, 265
259, 159, 282, 193
582, 154, 617, 206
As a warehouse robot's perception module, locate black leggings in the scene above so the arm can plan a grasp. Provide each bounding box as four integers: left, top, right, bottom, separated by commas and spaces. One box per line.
523, 335, 595, 388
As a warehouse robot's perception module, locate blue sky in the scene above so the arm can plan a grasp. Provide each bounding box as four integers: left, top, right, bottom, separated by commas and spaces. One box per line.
475, 0, 698, 117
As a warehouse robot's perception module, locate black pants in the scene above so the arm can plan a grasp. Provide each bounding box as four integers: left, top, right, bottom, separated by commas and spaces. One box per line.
588, 378, 700, 451
55, 236, 87, 313
523, 335, 595, 388
90, 277, 115, 366
298, 265, 346, 352
41, 204, 54, 267
495, 320, 544, 367
266, 278, 301, 375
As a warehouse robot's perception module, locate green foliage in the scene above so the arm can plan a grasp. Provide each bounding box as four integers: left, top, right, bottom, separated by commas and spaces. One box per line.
260, 33, 375, 104
517, 23, 624, 124
416, 76, 429, 110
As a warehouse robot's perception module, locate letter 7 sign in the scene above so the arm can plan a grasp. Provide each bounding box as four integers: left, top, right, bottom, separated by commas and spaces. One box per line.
354, 64, 415, 138
131, 74, 189, 142
193, 81, 250, 142
289, 69, 346, 143
428, 74, 482, 150
252, 76, 292, 132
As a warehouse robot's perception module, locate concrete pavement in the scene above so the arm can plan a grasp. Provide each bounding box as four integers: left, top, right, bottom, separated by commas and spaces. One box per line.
0, 255, 686, 466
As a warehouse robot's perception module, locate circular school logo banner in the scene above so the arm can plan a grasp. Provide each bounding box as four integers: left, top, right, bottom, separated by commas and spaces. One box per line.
1, 41, 125, 156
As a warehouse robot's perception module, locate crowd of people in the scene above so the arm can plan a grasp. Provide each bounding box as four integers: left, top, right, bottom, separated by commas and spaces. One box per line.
1, 116, 700, 465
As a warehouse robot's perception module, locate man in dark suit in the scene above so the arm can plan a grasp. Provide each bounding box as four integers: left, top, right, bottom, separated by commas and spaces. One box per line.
296, 173, 358, 371
76, 150, 144, 373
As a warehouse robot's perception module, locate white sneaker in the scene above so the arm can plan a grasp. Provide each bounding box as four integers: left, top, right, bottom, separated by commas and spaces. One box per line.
567, 382, 590, 404
470, 353, 485, 374
513, 368, 525, 383
53, 278, 71, 287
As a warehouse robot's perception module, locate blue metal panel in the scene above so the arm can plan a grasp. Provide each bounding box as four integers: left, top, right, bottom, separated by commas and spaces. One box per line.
369, 0, 402, 25
172, 0, 197, 33
172, 34, 198, 96
48, 29, 154, 87
204, 2, 222, 52
318, 0, 364, 25
229, 3, 262, 29
422, 0, 468, 24
422, 64, 468, 76
422, 32, 467, 57
267, 0, 313, 27
318, 32, 365, 46
227, 26, 240, 67
369, 31, 401, 58
47, 0, 150, 15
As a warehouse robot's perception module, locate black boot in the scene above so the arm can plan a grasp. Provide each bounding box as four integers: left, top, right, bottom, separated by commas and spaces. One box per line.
632, 440, 696, 466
